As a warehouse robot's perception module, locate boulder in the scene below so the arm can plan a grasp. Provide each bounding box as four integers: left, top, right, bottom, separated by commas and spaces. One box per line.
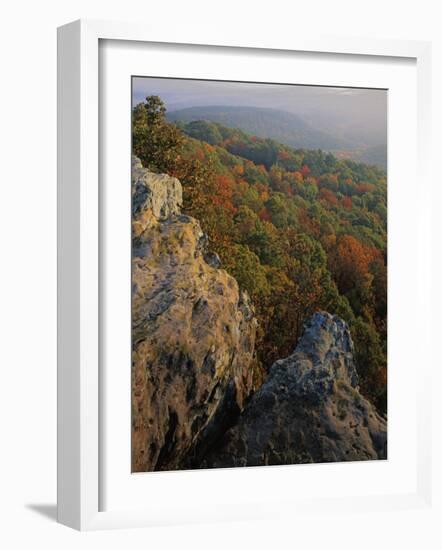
203, 312, 387, 467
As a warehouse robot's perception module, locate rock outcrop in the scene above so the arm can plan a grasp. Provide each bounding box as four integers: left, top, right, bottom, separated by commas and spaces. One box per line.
202, 312, 387, 467
131, 157, 387, 472
131, 157, 259, 472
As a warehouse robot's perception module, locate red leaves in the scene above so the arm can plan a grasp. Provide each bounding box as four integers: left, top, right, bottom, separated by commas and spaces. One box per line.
300, 164, 311, 177
342, 196, 353, 209
258, 207, 271, 222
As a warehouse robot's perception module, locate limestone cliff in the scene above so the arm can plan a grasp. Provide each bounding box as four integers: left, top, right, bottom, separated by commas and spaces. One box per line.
203, 312, 387, 467
131, 157, 259, 471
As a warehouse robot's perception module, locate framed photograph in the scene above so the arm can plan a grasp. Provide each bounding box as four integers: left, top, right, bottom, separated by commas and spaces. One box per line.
57, 19, 432, 530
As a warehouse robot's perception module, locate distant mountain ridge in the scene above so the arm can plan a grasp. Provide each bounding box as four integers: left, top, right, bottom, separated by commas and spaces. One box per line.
167, 105, 354, 152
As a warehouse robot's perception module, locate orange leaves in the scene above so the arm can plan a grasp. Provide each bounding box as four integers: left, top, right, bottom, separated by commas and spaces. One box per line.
319, 187, 339, 207
255, 182, 270, 202
233, 163, 245, 176
342, 196, 353, 209
339, 235, 370, 269
213, 174, 236, 214
355, 182, 375, 195
329, 234, 377, 295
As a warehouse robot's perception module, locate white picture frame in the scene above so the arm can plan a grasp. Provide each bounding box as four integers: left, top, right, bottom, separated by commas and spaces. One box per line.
57, 19, 432, 531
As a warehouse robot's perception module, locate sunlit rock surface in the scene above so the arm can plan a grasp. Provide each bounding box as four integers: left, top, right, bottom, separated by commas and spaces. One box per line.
131, 157, 259, 472
131, 156, 386, 472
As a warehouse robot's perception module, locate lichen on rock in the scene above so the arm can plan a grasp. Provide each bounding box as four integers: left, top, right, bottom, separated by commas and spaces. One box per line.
131, 156, 387, 472
202, 312, 387, 468
131, 156, 259, 472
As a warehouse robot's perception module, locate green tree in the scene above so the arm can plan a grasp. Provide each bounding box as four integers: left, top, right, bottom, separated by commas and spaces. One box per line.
132, 95, 184, 173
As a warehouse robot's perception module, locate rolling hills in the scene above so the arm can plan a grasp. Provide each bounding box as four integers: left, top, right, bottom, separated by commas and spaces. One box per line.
168, 105, 387, 169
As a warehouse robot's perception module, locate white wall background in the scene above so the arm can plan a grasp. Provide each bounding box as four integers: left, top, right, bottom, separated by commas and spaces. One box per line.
0, 1, 440, 547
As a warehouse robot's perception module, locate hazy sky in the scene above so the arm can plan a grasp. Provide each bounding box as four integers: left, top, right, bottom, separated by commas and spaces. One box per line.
132, 77, 387, 146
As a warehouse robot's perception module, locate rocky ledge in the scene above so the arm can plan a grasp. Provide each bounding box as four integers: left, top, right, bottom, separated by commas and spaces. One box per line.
131, 157, 387, 471
131, 157, 259, 472
203, 311, 387, 467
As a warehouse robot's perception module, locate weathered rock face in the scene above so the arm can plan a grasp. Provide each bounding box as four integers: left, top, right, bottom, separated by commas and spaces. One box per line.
131, 156, 387, 471
131, 157, 259, 472
132, 156, 182, 222
203, 312, 387, 467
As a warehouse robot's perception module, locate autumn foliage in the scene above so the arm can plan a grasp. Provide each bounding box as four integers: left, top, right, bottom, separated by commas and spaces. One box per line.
133, 97, 388, 414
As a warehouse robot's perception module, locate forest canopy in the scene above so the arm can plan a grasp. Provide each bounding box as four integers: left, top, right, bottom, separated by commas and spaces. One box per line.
132, 96, 387, 415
